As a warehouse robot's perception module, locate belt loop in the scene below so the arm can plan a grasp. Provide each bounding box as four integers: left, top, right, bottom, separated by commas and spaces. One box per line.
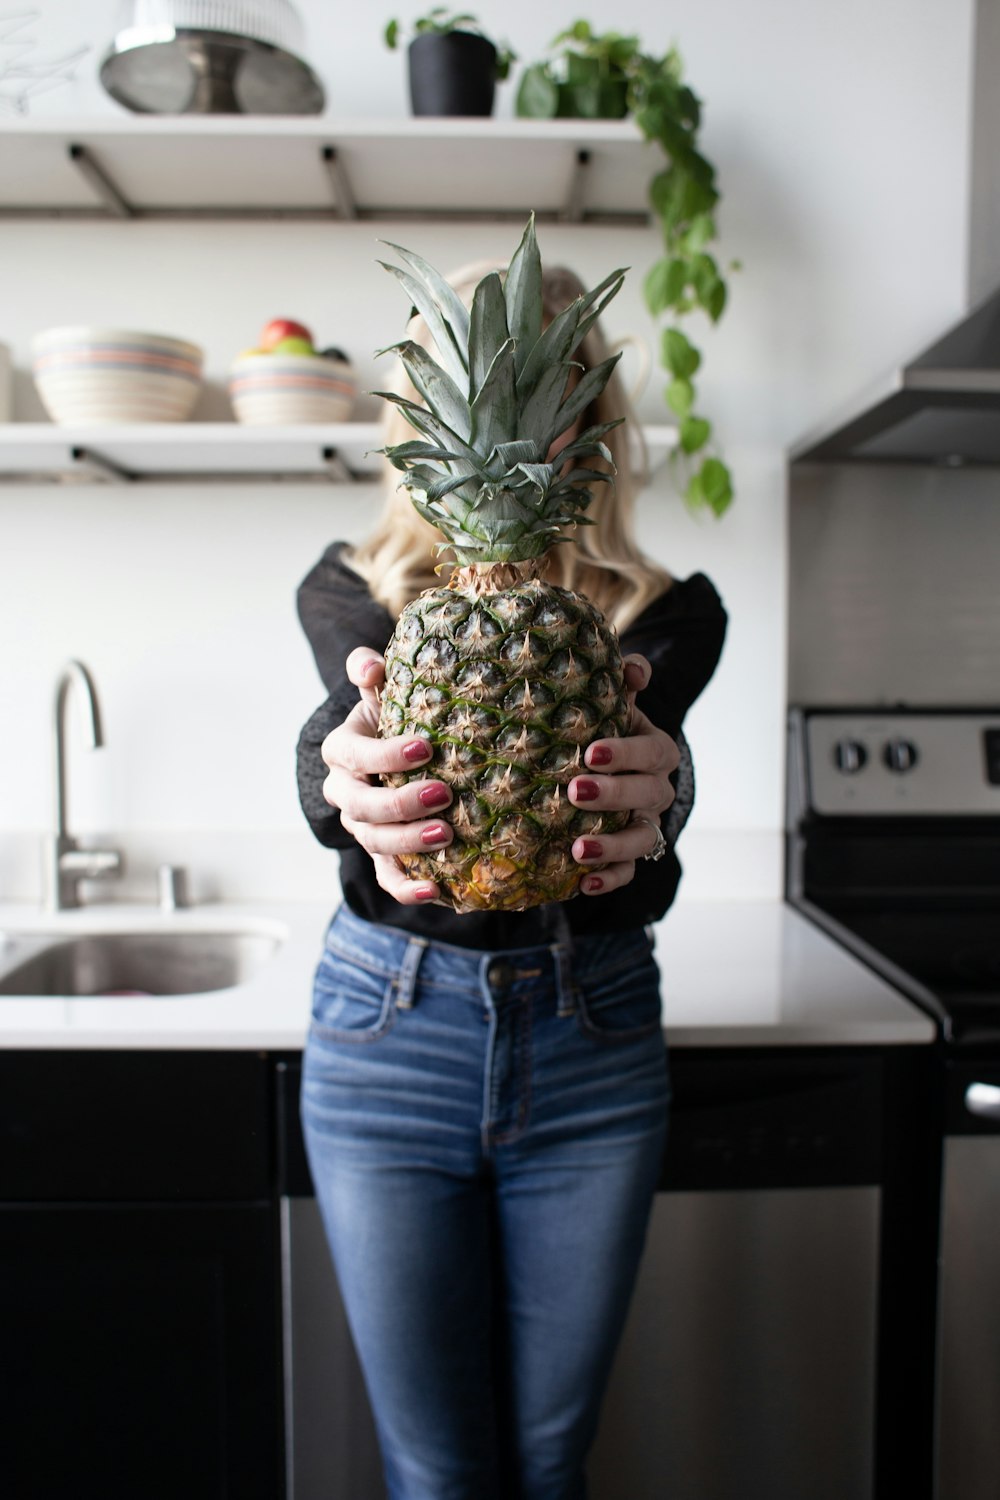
394, 934, 428, 1009
547, 903, 578, 1018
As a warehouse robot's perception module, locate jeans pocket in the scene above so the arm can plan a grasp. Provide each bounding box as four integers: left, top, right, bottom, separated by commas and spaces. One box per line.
310, 945, 397, 1043
574, 945, 663, 1044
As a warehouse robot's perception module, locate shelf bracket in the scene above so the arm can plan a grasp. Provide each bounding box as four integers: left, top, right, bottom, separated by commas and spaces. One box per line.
321, 446, 358, 483
561, 149, 591, 223
320, 146, 357, 221
70, 446, 134, 484
67, 144, 135, 219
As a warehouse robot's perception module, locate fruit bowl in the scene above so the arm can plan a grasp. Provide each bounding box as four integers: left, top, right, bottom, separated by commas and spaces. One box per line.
228, 350, 357, 424
31, 327, 204, 424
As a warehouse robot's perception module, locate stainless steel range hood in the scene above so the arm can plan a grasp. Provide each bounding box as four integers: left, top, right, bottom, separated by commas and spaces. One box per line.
789, 279, 1000, 466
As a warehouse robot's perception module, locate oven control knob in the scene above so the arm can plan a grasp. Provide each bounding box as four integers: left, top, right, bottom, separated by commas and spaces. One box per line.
883, 738, 919, 772
833, 739, 867, 774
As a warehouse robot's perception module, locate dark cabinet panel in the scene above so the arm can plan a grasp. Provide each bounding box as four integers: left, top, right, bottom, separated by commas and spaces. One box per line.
1, 1201, 282, 1500
0, 1051, 271, 1200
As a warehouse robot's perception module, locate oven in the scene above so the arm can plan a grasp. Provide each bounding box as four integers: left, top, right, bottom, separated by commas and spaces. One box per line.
786, 706, 1000, 1500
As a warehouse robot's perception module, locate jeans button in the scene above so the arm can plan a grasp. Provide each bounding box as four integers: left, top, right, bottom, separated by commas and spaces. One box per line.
486, 960, 514, 994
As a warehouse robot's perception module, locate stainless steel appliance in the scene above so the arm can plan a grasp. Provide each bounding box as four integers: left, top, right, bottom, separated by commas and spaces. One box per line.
787, 706, 1000, 1500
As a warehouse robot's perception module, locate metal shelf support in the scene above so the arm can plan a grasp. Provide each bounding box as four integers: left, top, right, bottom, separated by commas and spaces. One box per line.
70, 446, 134, 483
562, 150, 590, 224
320, 146, 357, 221
67, 144, 135, 219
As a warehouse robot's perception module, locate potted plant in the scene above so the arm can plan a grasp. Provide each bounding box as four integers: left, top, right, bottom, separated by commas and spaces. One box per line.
384, 8, 516, 117
517, 23, 741, 518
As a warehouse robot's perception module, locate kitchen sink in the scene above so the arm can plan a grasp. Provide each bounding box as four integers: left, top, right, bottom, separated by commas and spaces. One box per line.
0, 928, 283, 997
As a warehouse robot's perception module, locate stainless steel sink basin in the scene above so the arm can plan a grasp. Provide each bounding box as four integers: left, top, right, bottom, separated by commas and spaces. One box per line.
0, 929, 282, 997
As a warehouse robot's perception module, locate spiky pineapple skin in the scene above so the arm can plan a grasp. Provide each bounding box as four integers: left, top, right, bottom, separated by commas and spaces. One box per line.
378, 574, 631, 913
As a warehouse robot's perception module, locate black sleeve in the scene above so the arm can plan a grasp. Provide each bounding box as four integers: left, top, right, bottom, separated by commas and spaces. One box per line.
294, 543, 396, 851
620, 573, 728, 847
622, 573, 729, 744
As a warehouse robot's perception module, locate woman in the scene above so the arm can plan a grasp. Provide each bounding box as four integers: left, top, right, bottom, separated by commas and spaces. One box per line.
295, 259, 728, 1500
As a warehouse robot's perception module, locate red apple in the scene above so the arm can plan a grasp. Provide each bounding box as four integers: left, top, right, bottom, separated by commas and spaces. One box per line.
259, 318, 314, 351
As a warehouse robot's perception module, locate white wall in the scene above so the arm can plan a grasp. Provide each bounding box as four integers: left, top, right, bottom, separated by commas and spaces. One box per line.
0, 0, 976, 902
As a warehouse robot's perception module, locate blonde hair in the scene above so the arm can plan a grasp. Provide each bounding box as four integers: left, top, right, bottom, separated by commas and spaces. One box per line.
347, 258, 674, 633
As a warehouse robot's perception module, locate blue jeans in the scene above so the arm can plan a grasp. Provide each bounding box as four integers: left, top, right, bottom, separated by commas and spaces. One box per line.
300, 903, 671, 1500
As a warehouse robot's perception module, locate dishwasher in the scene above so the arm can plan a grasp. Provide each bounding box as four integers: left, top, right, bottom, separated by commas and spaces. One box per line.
275, 1027, 931, 1500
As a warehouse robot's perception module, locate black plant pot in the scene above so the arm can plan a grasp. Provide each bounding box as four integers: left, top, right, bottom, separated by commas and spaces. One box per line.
408, 31, 496, 117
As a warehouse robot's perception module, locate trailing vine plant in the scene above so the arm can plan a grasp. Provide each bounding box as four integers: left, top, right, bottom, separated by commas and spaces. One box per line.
517, 23, 741, 517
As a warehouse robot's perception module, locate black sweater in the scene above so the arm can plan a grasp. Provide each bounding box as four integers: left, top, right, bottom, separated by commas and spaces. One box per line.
296, 541, 727, 949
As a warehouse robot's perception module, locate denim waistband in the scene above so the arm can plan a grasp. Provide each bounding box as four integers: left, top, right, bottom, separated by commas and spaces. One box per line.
323, 904, 654, 1018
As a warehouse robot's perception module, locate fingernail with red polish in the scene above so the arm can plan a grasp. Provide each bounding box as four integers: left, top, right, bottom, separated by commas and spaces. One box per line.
583, 876, 604, 893
403, 739, 431, 763
415, 885, 438, 902
418, 783, 451, 809
587, 745, 613, 766
578, 839, 603, 861
421, 823, 449, 846
573, 779, 600, 802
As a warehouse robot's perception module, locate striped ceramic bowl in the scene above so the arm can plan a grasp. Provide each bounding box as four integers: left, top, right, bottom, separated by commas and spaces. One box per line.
228, 351, 356, 424
31, 327, 204, 424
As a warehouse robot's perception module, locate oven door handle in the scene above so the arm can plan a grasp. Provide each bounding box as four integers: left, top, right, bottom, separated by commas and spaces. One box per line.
965, 1082, 1000, 1121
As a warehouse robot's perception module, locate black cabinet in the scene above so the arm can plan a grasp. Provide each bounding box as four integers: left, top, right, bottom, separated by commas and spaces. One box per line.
0, 1051, 282, 1500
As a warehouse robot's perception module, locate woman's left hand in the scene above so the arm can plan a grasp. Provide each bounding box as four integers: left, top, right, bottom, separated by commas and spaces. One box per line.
568, 654, 680, 896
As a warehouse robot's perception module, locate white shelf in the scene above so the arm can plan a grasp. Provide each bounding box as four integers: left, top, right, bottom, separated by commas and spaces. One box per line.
0, 116, 656, 223
0, 421, 678, 485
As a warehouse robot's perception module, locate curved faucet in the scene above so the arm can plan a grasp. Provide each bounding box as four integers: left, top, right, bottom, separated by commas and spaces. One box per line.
47, 659, 123, 910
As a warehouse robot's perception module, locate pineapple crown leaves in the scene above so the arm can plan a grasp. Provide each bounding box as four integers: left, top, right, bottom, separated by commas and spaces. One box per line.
370, 213, 629, 563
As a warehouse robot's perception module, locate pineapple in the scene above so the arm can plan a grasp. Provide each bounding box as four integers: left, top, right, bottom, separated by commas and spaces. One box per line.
374, 215, 632, 913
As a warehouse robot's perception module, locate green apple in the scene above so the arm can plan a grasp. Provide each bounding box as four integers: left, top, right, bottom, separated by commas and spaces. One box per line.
271, 335, 315, 356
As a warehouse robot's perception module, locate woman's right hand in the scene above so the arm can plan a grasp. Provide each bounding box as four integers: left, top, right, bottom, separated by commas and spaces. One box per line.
320, 647, 453, 905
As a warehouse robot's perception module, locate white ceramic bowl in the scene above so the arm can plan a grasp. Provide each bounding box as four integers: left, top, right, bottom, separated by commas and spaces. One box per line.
228, 351, 356, 424
31, 327, 204, 424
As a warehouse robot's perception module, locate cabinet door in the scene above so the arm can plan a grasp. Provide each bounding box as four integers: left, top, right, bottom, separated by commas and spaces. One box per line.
1, 1203, 281, 1500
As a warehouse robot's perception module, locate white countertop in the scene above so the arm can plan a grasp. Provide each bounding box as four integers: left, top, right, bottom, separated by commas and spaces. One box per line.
0, 896, 936, 1050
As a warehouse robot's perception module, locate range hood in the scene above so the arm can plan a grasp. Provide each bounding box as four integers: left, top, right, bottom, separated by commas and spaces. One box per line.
789, 279, 1000, 466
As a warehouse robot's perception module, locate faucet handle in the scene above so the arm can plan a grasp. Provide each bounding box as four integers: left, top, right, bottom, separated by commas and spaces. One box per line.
59, 847, 123, 880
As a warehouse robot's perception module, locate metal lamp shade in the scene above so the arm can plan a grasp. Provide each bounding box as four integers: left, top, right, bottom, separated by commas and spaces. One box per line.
99, 0, 325, 114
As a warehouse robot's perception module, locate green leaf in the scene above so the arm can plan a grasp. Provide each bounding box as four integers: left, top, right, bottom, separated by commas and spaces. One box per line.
487, 439, 541, 475
555, 352, 622, 435
517, 362, 574, 447
394, 340, 473, 441
690, 252, 720, 300
377, 260, 467, 389
661, 327, 700, 379
468, 272, 510, 402
504, 214, 543, 380
682, 213, 715, 253
679, 415, 711, 453
706, 278, 727, 322
384, 19, 398, 48
643, 258, 684, 315
563, 79, 602, 119
470, 338, 517, 455
683, 467, 705, 516
516, 64, 559, 118
700, 456, 733, 516
379, 239, 471, 357
518, 264, 625, 399
573, 269, 627, 348
665, 377, 693, 418
373, 390, 483, 473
